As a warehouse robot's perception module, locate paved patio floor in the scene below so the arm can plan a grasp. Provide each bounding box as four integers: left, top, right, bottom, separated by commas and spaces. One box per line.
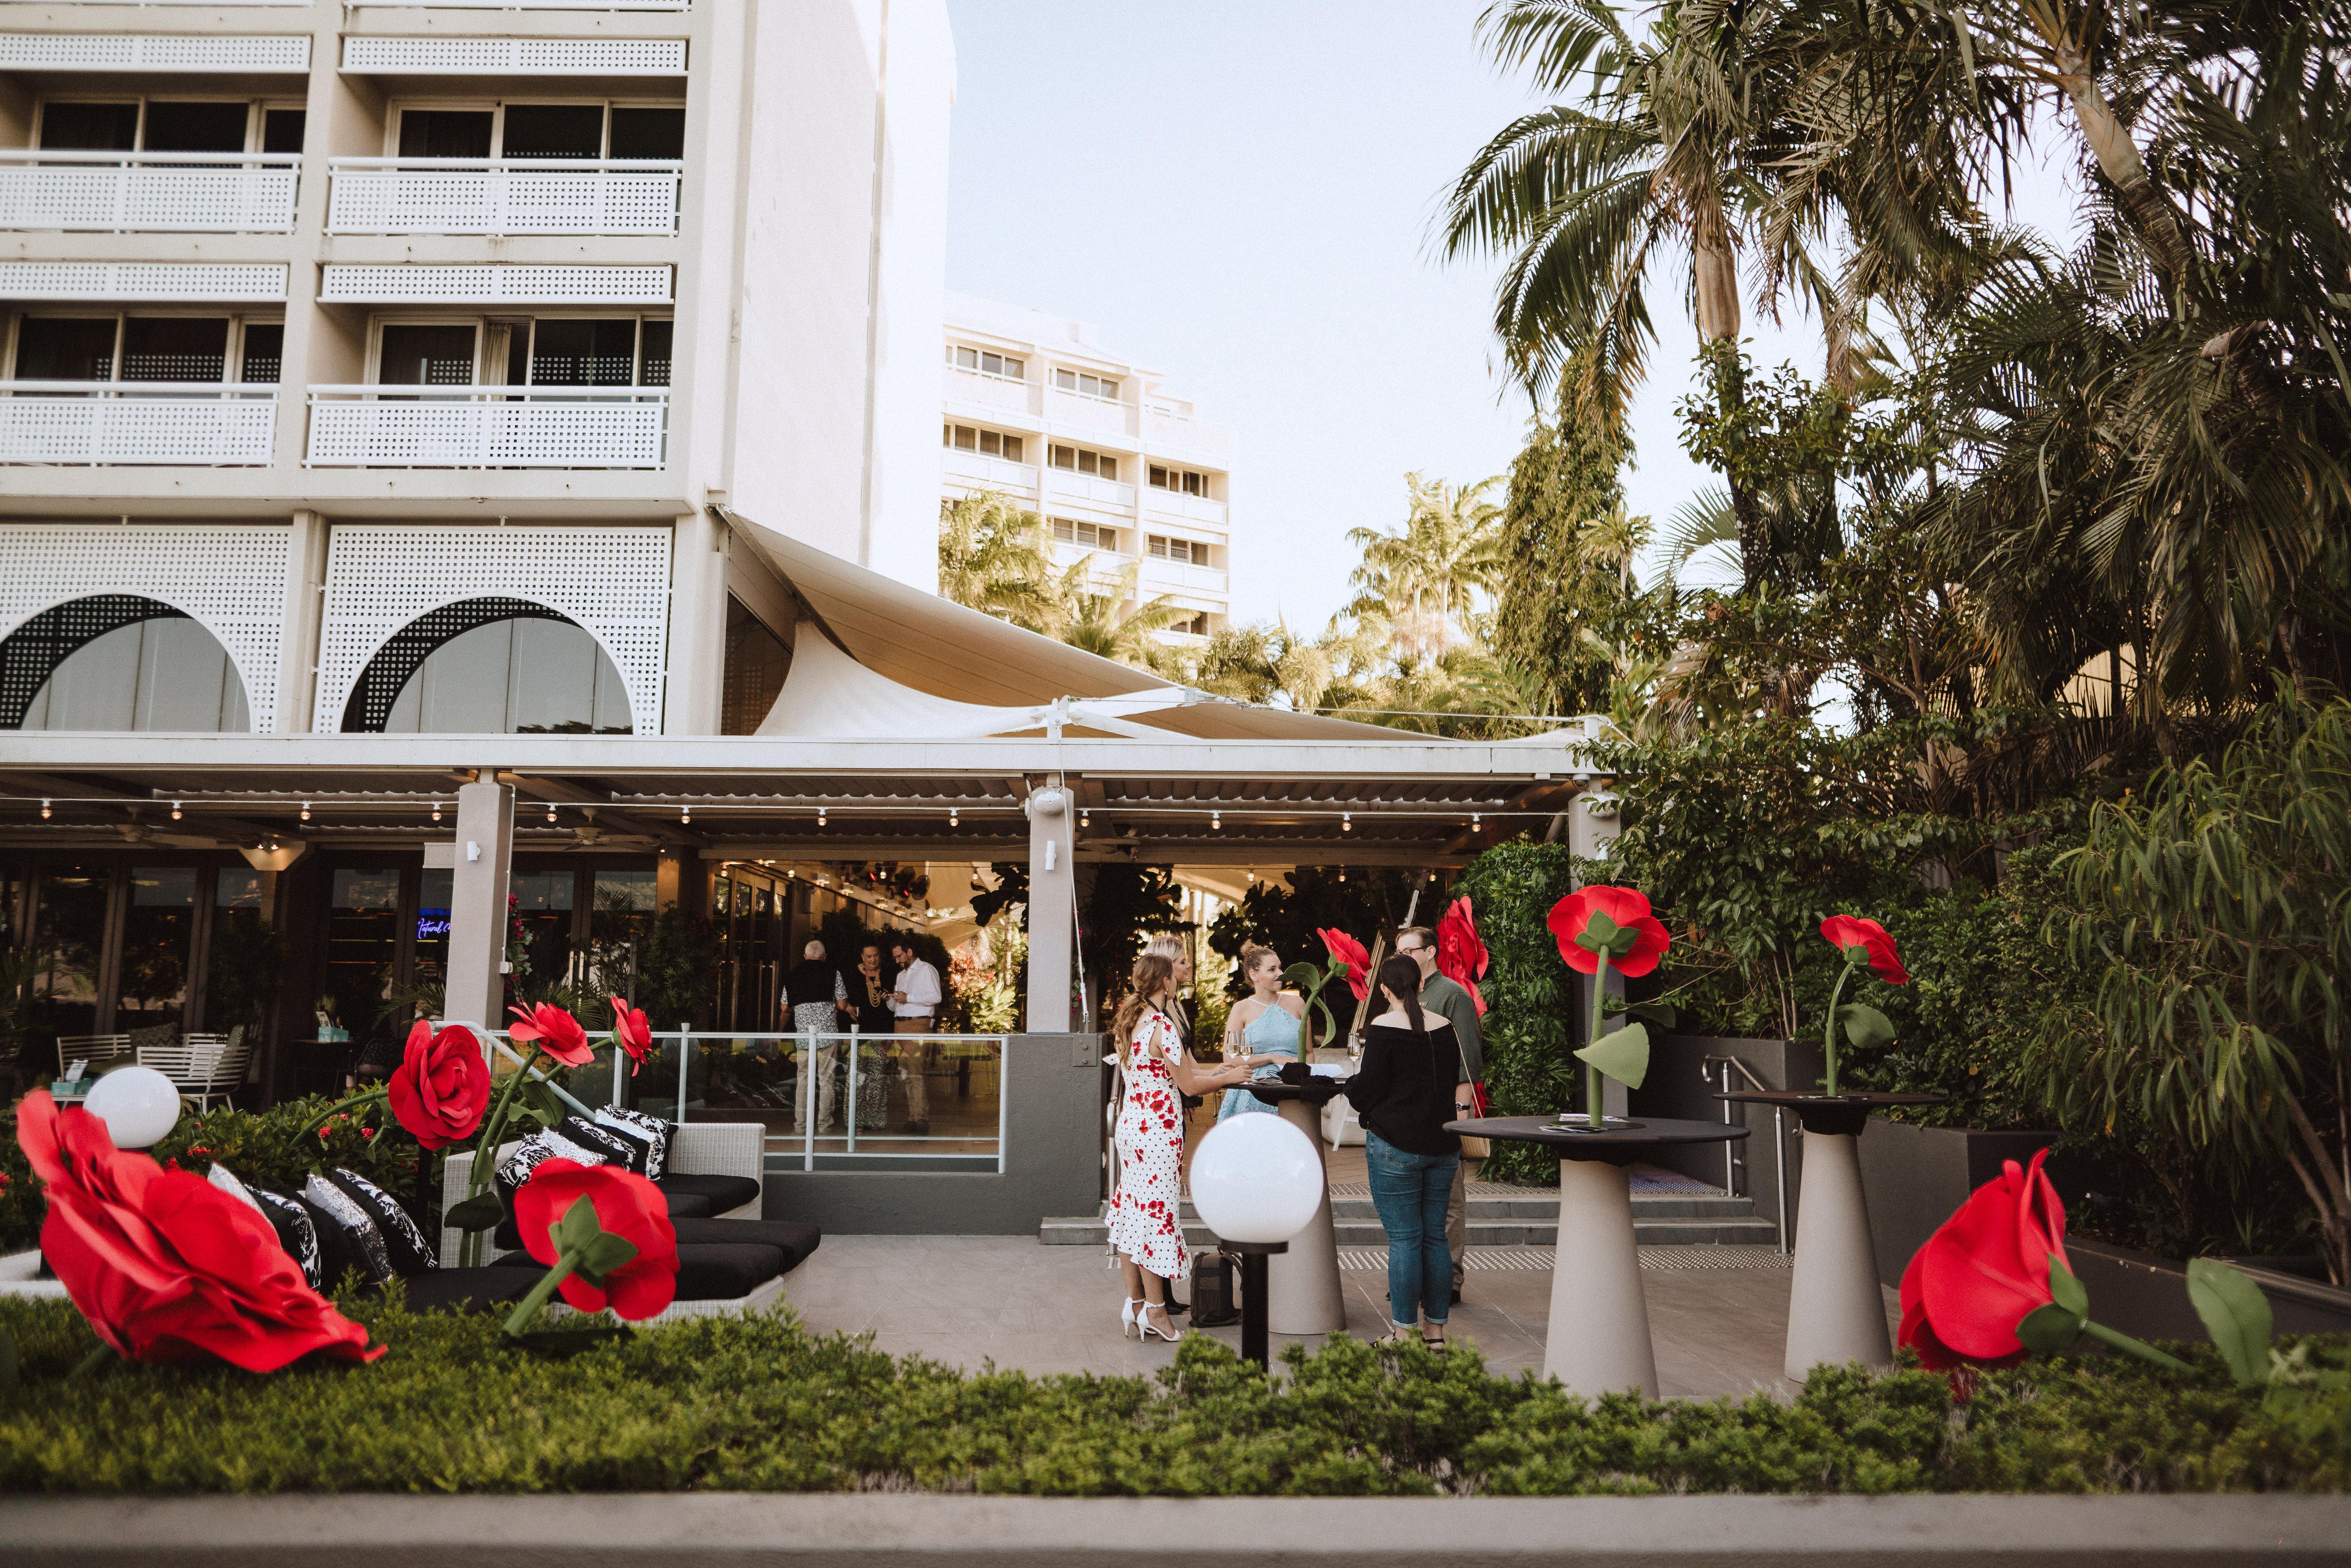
779, 1234, 1903, 1400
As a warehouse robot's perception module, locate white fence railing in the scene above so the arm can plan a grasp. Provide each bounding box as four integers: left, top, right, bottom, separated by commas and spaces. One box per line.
0, 382, 277, 465
1045, 470, 1135, 508
305, 385, 668, 469
326, 157, 682, 235
941, 448, 1039, 492
1145, 489, 1230, 527
0, 150, 299, 232
1142, 556, 1230, 595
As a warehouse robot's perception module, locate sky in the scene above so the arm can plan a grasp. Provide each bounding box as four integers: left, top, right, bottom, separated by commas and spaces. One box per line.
939, 1, 2081, 630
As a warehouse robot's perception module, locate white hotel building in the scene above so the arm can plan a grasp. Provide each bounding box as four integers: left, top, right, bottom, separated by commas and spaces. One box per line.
939, 292, 1232, 639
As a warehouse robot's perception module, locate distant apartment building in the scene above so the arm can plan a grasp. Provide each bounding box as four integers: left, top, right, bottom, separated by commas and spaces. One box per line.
938, 292, 1232, 640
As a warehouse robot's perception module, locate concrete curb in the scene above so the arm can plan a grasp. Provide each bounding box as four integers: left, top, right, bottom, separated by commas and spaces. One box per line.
2, 1493, 2348, 1565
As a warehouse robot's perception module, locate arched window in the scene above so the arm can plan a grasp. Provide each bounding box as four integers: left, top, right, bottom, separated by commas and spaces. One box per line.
344, 596, 633, 734
2, 594, 250, 731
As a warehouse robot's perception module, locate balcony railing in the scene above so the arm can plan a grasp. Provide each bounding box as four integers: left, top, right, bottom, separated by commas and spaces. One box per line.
325, 158, 682, 236
1144, 488, 1229, 527
944, 364, 1030, 413
1044, 469, 1135, 508
941, 448, 1038, 491
1046, 388, 1130, 434
0, 382, 277, 466
305, 385, 668, 469
1142, 557, 1230, 596
0, 149, 299, 232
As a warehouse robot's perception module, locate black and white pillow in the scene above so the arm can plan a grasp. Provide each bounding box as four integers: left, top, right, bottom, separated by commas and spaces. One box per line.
301, 1172, 395, 1286
325, 1168, 436, 1276
492, 1124, 610, 1217
207, 1164, 325, 1291
555, 1115, 639, 1171
594, 1105, 675, 1180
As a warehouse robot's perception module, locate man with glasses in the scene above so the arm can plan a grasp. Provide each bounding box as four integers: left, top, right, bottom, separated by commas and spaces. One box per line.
1394, 925, 1485, 1305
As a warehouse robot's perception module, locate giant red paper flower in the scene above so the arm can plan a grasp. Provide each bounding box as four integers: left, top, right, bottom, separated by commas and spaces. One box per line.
508, 1002, 594, 1066
386, 1020, 491, 1150
1547, 886, 1671, 977
609, 996, 653, 1076
1821, 915, 1911, 985
1317, 928, 1371, 1001
1898, 1148, 2069, 1370
513, 1159, 679, 1320
15, 1091, 381, 1371
1435, 895, 1489, 1015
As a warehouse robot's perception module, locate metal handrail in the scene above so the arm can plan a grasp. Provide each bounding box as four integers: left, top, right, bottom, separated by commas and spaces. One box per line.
1702, 1052, 1790, 1255
0, 149, 302, 166
307, 383, 669, 399
326, 156, 684, 172
0, 380, 278, 396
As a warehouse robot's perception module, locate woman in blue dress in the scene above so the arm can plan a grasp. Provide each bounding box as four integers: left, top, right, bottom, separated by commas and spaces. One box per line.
1217, 942, 1309, 1120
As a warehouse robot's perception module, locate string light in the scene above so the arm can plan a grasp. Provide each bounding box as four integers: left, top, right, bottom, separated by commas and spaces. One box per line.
1211, 810, 1221, 830
1341, 812, 1352, 833
1339, 869, 1348, 883
546, 801, 558, 823
949, 806, 959, 827
1471, 813, 1481, 831
432, 800, 442, 822
680, 804, 691, 825
818, 806, 828, 827
300, 801, 312, 821
1080, 808, 1090, 828
170, 801, 182, 821
40, 799, 51, 819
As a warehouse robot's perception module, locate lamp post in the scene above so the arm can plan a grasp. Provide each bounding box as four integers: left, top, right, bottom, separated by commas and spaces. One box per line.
81, 1065, 182, 1150
1189, 1112, 1324, 1370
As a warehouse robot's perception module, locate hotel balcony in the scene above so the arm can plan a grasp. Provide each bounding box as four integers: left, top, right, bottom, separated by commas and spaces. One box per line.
0, 150, 300, 233
1044, 387, 1129, 436
304, 385, 667, 469
1140, 556, 1229, 597
1143, 489, 1230, 528
1043, 469, 1135, 509
940, 446, 1038, 495
0, 382, 277, 466
943, 364, 1032, 415
325, 159, 683, 236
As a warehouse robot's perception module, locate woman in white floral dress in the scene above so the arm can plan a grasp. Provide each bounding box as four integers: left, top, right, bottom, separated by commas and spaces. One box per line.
1109, 952, 1264, 1342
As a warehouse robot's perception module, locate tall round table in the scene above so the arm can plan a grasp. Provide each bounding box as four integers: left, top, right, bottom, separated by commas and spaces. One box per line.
1241, 1078, 1347, 1335
1717, 1090, 1946, 1380
1447, 1115, 1750, 1398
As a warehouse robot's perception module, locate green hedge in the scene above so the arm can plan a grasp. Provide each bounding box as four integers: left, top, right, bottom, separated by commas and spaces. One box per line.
1, 1297, 2345, 1494
1451, 841, 1583, 1184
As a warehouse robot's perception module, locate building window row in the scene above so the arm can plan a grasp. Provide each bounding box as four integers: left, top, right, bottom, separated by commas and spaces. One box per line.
1169, 612, 1209, 637
8, 314, 282, 385
1048, 443, 1117, 480
393, 102, 685, 161
1149, 464, 1212, 497
1051, 518, 1118, 552
943, 422, 1023, 462
1051, 367, 1120, 401
35, 97, 307, 155
945, 344, 1024, 381
1148, 534, 1208, 565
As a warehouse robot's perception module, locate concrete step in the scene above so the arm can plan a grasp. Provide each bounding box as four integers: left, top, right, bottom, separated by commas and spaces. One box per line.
1036, 1213, 1782, 1249
1320, 1194, 1754, 1222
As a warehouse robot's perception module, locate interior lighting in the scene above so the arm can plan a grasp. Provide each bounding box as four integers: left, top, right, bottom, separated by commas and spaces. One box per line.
950, 807, 960, 827
1081, 809, 1091, 828
170, 801, 182, 821
680, 805, 692, 825
1341, 812, 1352, 833
818, 806, 828, 827
432, 800, 443, 823
1471, 813, 1481, 830
1211, 811, 1222, 831
40, 799, 51, 819
300, 801, 312, 821
1338, 869, 1348, 883
546, 802, 558, 823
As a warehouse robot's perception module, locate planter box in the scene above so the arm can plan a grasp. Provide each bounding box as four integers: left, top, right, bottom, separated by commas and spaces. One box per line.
2064, 1237, 2351, 1341
1856, 1115, 2058, 1289
1629, 1035, 1826, 1235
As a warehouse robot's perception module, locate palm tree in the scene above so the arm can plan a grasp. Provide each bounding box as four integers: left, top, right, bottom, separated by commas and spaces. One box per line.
1053, 560, 1194, 668
1346, 473, 1506, 662
937, 492, 1056, 632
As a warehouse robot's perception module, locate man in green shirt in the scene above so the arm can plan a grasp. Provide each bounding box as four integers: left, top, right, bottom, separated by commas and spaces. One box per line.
1395, 925, 1483, 1303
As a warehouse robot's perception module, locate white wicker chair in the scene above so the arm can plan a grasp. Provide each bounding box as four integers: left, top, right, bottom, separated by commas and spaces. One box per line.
138, 1027, 251, 1112
54, 1034, 130, 1077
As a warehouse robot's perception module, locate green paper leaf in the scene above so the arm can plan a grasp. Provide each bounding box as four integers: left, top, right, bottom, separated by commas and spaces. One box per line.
1623, 999, 1679, 1030
2015, 1301, 2085, 1356
553, 1194, 603, 1254
577, 1232, 640, 1283
1837, 1002, 1897, 1050
1574, 911, 1622, 954
443, 1192, 504, 1233
1603, 925, 1644, 958
1574, 1019, 1650, 1090
2048, 1253, 2088, 1318
2186, 1258, 2273, 1387
1279, 963, 1325, 996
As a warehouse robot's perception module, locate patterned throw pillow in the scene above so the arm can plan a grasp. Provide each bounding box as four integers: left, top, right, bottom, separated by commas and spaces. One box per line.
301, 1172, 395, 1285
555, 1115, 638, 1170
492, 1125, 610, 1234
325, 1167, 437, 1276
208, 1164, 325, 1291
594, 1105, 675, 1180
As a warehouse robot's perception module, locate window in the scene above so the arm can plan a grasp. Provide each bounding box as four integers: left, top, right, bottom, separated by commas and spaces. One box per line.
1053, 368, 1121, 401
1171, 613, 1209, 637
942, 422, 1024, 462
946, 344, 1024, 380
37, 98, 302, 154
377, 323, 478, 386
1149, 464, 1211, 497
8, 315, 284, 384
721, 595, 790, 735
1148, 535, 1206, 566
1051, 518, 1119, 551
396, 103, 684, 161
527, 318, 639, 386
1048, 443, 1118, 481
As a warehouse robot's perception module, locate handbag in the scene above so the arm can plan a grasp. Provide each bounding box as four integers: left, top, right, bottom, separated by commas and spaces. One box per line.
1190, 1250, 1240, 1326
1458, 1080, 1493, 1159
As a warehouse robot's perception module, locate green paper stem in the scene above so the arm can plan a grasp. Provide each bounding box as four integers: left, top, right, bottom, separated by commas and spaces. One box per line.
2080, 1318, 2196, 1374
66, 1343, 114, 1381
460, 1044, 548, 1268
292, 1086, 388, 1143
1587, 949, 1612, 1130
1822, 958, 1857, 1096
500, 1246, 584, 1338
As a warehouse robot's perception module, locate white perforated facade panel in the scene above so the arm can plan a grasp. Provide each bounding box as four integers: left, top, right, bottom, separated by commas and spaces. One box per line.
317, 264, 671, 304
0, 523, 289, 732
0, 33, 310, 71
325, 164, 679, 235
314, 525, 671, 735
0, 261, 288, 301
0, 394, 276, 465
0, 160, 300, 232
340, 36, 685, 73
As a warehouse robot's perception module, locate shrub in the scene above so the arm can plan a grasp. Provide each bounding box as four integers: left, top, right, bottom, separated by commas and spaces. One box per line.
1452, 840, 1581, 1183
0, 1296, 2343, 1494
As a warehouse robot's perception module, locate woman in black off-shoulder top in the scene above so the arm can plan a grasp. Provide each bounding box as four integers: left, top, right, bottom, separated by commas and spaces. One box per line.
1344, 954, 1463, 1348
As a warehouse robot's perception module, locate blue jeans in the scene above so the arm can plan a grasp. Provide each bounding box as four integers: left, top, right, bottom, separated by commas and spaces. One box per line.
1366, 1132, 1458, 1327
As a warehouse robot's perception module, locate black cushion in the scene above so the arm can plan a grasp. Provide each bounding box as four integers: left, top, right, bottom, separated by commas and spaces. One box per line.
556, 1115, 640, 1170
381, 1267, 537, 1315
299, 1173, 395, 1286
491, 1125, 626, 1250
656, 1172, 762, 1216
326, 1168, 436, 1277
209, 1165, 324, 1291
593, 1106, 675, 1179
492, 1240, 787, 1302
668, 1218, 820, 1273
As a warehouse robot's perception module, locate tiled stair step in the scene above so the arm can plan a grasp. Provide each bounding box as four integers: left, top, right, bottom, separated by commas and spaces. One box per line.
1037, 1214, 1781, 1249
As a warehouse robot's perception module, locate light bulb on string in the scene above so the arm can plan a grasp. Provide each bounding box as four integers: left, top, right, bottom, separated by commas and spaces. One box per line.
546, 801, 558, 823
950, 806, 959, 827
680, 804, 692, 825
1471, 813, 1481, 831
1338, 869, 1347, 883
300, 801, 312, 821
818, 805, 828, 827
170, 801, 182, 821
1081, 809, 1091, 828
40, 799, 52, 819
1341, 812, 1352, 833
432, 800, 443, 823
1211, 810, 1221, 831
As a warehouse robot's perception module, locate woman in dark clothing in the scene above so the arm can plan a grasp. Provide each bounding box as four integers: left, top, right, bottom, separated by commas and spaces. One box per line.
1345, 953, 1463, 1348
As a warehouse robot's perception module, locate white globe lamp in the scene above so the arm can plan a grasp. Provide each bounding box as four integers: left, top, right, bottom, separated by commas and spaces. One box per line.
83, 1065, 183, 1150
1191, 1112, 1322, 1244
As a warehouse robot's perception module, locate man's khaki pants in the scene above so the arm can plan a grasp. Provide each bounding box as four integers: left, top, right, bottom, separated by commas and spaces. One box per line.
893, 1016, 935, 1125
1444, 1157, 1479, 1291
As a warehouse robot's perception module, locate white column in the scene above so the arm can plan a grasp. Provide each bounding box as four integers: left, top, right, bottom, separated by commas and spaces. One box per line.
664, 509, 726, 735
1783, 1130, 1894, 1378
276, 510, 326, 733
1024, 781, 1073, 1032
1545, 1157, 1660, 1398
445, 779, 515, 1031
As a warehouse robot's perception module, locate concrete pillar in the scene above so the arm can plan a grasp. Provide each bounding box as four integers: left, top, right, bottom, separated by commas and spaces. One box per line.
665, 510, 728, 735
276, 510, 327, 732
445, 779, 515, 1031
1024, 781, 1073, 1033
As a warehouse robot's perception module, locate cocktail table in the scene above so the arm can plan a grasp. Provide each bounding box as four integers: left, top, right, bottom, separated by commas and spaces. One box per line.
1240, 1076, 1347, 1335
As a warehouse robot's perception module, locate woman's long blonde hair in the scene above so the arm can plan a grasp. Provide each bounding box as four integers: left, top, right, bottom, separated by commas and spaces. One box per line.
1110, 952, 1176, 1066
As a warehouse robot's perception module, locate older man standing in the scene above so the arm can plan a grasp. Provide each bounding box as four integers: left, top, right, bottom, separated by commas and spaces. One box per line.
888, 936, 943, 1134
1393, 924, 1483, 1304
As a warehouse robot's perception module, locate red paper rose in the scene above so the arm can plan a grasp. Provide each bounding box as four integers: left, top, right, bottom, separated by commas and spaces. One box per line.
386, 1020, 491, 1150
609, 995, 653, 1076
1898, 1148, 2069, 1370
513, 1158, 679, 1320
508, 1002, 594, 1066
1435, 895, 1489, 1015
1317, 928, 1371, 1001
1821, 915, 1911, 985
16, 1091, 382, 1371
1547, 886, 1671, 977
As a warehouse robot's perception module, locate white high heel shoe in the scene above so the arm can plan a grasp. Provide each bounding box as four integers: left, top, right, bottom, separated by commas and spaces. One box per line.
1137, 1299, 1181, 1343
1121, 1297, 1147, 1338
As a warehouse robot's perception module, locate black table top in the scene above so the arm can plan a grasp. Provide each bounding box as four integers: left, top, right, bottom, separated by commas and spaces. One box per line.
1444, 1115, 1750, 1164
1246, 1078, 1344, 1107
1717, 1088, 1946, 1135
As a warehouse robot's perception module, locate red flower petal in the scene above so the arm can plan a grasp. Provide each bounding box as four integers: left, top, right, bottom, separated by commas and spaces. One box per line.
1820, 915, 1911, 985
